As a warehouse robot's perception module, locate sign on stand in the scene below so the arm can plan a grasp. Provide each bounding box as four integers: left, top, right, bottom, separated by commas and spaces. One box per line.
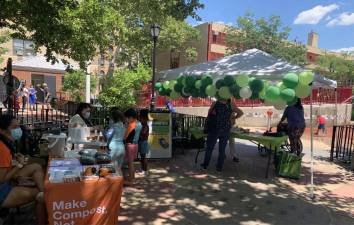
147, 112, 172, 159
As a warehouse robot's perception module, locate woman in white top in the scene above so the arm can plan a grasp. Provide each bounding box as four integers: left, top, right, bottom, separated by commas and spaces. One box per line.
69, 103, 93, 128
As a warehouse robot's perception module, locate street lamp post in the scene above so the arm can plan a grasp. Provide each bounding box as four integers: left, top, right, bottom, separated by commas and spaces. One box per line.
150, 24, 161, 110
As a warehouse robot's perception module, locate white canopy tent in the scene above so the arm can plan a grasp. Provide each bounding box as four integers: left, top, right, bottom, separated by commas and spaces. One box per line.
157, 49, 336, 88
158, 49, 338, 199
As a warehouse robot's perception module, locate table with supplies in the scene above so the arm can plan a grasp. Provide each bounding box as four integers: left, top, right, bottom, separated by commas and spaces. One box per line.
189, 127, 288, 178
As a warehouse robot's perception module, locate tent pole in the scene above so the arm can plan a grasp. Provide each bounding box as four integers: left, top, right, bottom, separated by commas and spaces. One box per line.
310, 85, 314, 200
334, 88, 338, 126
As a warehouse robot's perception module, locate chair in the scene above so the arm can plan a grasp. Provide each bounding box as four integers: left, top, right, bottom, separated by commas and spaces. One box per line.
189, 127, 206, 164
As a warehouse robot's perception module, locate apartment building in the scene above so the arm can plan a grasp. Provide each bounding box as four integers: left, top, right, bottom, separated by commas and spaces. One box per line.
156, 22, 353, 72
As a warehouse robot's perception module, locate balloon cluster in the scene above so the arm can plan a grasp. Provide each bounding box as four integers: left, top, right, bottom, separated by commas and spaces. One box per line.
155, 71, 314, 109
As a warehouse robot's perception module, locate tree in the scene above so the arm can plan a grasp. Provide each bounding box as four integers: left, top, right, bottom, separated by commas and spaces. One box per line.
0, 31, 9, 64
226, 13, 308, 66
62, 70, 97, 102
314, 54, 354, 85
98, 64, 151, 109
0, 0, 203, 68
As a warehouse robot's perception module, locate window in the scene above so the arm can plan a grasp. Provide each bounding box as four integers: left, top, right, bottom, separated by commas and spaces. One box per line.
212, 31, 219, 43
170, 50, 180, 69
13, 38, 35, 56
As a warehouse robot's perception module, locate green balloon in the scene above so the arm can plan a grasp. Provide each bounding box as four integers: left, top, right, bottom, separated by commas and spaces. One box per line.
169, 80, 177, 89
295, 84, 311, 98
259, 81, 268, 99
201, 75, 213, 86
215, 79, 225, 89
273, 100, 287, 110
169, 91, 181, 100
219, 86, 232, 99
280, 88, 295, 102
195, 80, 203, 89
174, 83, 183, 92
299, 71, 314, 85
265, 86, 280, 102
249, 79, 264, 93
229, 84, 241, 98
163, 81, 170, 89
177, 76, 185, 85
283, 73, 299, 88
155, 82, 162, 90
250, 91, 259, 100
186, 76, 196, 87
205, 85, 217, 97
182, 87, 191, 96
276, 82, 286, 90
236, 74, 249, 87
199, 88, 207, 98
191, 89, 199, 98
223, 75, 235, 86
287, 97, 298, 106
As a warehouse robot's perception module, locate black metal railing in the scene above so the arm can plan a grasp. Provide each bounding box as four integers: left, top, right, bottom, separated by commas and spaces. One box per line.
172, 113, 206, 138
330, 125, 354, 162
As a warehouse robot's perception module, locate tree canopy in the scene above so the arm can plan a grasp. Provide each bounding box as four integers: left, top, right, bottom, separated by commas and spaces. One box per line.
0, 31, 9, 65
226, 13, 308, 66
0, 0, 203, 68
98, 64, 151, 109
62, 70, 97, 102
314, 54, 354, 85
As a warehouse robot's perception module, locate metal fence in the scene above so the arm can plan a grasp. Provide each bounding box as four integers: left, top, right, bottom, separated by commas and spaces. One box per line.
172, 113, 206, 138
330, 125, 354, 162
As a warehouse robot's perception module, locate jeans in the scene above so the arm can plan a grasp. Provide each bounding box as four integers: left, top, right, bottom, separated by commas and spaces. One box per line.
202, 132, 230, 170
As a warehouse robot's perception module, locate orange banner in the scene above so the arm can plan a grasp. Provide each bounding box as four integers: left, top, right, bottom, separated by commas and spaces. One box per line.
45, 177, 123, 225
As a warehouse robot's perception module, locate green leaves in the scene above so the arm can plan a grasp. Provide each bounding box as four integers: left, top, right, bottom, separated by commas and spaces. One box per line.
226, 13, 307, 66
98, 64, 152, 109
62, 70, 97, 102
0, 31, 9, 64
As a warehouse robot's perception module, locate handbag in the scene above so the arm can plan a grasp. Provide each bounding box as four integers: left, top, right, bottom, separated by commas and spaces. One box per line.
276, 150, 302, 179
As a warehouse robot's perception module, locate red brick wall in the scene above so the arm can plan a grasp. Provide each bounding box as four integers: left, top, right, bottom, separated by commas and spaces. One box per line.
306, 52, 320, 63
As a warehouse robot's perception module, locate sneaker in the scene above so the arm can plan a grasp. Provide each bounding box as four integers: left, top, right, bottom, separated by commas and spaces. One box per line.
232, 157, 240, 163
200, 164, 207, 170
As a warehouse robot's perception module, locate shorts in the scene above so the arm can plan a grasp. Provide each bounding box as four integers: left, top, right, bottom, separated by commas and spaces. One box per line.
0, 182, 12, 205
318, 124, 325, 129
138, 140, 149, 156
125, 143, 138, 163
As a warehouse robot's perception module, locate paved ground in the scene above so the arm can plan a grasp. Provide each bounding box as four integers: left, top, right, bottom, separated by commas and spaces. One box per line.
3, 130, 353, 225
119, 135, 354, 225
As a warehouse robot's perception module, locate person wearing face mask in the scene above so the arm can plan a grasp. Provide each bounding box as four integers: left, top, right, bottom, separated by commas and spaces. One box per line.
69, 102, 94, 128
0, 115, 46, 225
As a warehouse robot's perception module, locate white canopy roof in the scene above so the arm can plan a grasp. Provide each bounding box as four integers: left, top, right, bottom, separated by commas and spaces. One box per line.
158, 49, 337, 88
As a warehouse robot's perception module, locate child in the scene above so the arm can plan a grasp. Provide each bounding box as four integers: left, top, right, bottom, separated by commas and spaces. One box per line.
28, 84, 37, 111
315, 114, 327, 135
108, 109, 126, 175
138, 109, 150, 176
124, 108, 142, 184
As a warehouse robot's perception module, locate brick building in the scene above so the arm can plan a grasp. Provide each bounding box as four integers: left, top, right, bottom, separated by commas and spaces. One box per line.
156, 22, 353, 71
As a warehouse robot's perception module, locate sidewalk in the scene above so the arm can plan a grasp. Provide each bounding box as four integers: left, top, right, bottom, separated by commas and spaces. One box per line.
119, 137, 354, 225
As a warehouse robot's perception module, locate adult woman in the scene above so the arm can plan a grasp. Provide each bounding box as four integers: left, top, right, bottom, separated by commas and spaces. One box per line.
278, 98, 305, 155
69, 103, 94, 128
0, 115, 46, 225
124, 108, 142, 184
202, 98, 240, 172
108, 109, 126, 175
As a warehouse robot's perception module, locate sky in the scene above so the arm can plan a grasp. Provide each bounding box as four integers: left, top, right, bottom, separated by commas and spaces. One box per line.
186, 0, 354, 52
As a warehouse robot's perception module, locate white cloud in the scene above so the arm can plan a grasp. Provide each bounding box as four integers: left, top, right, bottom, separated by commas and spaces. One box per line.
214, 21, 233, 26
294, 4, 339, 25
332, 46, 354, 53
327, 12, 354, 26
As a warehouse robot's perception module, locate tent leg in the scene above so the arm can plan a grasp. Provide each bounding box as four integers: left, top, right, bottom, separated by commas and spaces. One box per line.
310, 87, 314, 200
334, 88, 338, 126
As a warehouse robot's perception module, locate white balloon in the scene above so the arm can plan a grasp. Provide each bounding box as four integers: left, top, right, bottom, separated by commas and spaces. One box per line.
239, 87, 252, 99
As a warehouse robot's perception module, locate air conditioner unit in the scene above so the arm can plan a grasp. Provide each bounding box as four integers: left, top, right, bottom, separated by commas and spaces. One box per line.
16, 50, 24, 56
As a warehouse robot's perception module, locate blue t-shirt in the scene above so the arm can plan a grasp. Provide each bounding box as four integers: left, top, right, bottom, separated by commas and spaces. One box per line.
283, 106, 305, 128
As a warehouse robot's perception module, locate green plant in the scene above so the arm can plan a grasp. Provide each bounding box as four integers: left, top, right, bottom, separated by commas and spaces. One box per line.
62, 70, 97, 102
98, 64, 151, 109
